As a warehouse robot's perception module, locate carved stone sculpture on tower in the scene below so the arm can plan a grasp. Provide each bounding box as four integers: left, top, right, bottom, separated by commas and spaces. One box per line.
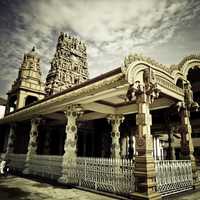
45, 33, 89, 96
5, 46, 45, 114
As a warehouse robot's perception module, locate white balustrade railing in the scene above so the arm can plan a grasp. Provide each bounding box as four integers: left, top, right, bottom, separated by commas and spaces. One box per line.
63, 157, 135, 195
29, 155, 63, 179
155, 160, 193, 196
7, 153, 26, 171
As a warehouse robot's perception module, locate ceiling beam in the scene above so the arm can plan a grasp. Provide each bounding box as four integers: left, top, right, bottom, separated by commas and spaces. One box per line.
81, 102, 116, 114
116, 98, 175, 115
80, 112, 107, 121
78, 86, 128, 104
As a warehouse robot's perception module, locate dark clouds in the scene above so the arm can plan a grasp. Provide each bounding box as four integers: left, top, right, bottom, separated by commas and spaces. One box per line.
0, 0, 200, 97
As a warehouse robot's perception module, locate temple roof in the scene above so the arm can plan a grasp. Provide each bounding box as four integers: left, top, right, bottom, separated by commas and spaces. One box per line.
123, 53, 200, 74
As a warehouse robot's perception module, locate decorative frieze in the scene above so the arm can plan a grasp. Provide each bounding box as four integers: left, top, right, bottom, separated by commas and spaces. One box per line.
122, 53, 171, 74
156, 75, 184, 95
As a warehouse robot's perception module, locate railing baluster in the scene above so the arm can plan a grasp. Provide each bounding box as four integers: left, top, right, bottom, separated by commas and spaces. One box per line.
155, 160, 193, 196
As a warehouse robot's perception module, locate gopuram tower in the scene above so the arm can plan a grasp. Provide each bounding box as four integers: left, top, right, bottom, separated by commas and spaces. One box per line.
6, 47, 45, 114
45, 32, 89, 96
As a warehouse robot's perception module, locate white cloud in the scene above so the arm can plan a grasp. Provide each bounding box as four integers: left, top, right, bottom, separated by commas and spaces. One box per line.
0, 0, 200, 97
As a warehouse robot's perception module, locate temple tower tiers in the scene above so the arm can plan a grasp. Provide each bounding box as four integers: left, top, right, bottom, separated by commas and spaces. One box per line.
6, 47, 45, 114
45, 32, 89, 96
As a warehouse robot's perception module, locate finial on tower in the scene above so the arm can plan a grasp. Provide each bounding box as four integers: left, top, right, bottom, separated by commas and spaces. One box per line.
32, 46, 36, 52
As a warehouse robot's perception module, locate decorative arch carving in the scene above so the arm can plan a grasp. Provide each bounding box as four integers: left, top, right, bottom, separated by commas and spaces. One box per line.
121, 54, 174, 85
175, 55, 200, 79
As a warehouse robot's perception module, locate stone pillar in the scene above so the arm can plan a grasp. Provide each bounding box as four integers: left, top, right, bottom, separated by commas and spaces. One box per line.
129, 134, 134, 159
59, 105, 82, 183
107, 115, 124, 158
43, 127, 51, 155
23, 118, 41, 174
5, 124, 16, 157
58, 129, 64, 155
126, 136, 129, 157
91, 132, 95, 156
160, 143, 164, 160
126, 68, 161, 199
132, 93, 160, 199
83, 132, 87, 156
180, 108, 199, 189
133, 135, 136, 157
16, 91, 26, 109
167, 127, 176, 160
121, 136, 127, 158
156, 137, 161, 160
153, 137, 157, 160
180, 109, 192, 159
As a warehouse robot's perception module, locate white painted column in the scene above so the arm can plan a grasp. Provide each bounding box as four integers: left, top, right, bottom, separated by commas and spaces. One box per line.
43, 127, 51, 155
156, 137, 160, 160
132, 135, 136, 156
107, 115, 124, 158
59, 105, 82, 183
121, 136, 127, 158
153, 137, 157, 160
83, 133, 87, 157
160, 142, 164, 160
5, 124, 16, 158
23, 118, 41, 174
126, 136, 129, 157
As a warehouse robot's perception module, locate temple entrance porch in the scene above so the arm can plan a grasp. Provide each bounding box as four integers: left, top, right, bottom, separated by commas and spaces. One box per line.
1, 55, 200, 199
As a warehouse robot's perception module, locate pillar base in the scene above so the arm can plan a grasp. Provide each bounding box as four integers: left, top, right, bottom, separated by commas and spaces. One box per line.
130, 191, 161, 200
23, 168, 30, 175
58, 175, 72, 185
193, 179, 200, 190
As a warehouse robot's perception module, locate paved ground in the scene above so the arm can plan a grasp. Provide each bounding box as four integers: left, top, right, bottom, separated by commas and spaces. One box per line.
0, 175, 116, 200
165, 190, 200, 200
0, 175, 200, 200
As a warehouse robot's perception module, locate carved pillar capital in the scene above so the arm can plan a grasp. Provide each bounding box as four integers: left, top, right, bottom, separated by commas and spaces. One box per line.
64, 104, 83, 118
107, 114, 124, 129
31, 117, 41, 125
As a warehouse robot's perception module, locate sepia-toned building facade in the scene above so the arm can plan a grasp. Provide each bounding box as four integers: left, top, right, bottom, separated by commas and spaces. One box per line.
0, 33, 200, 199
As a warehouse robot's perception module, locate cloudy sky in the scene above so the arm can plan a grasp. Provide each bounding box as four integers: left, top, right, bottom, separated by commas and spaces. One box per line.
0, 0, 200, 98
